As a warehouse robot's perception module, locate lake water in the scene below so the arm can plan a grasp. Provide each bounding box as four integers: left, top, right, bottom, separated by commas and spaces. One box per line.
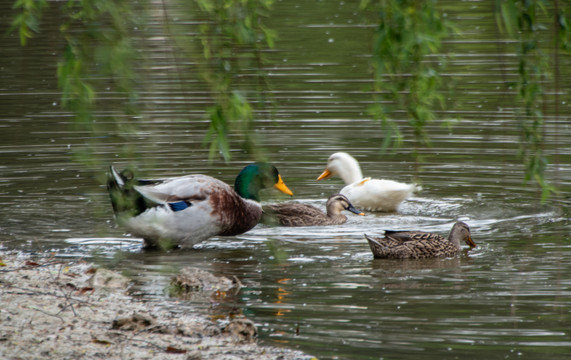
1, 0, 570, 359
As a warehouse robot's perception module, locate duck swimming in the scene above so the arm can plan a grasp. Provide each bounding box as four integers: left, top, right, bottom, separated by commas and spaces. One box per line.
107, 163, 293, 249
263, 194, 364, 227
365, 221, 476, 259
317, 152, 419, 212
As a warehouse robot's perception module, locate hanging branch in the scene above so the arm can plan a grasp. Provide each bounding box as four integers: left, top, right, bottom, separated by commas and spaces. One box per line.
360, 0, 455, 168
175, 0, 277, 162
495, 0, 569, 202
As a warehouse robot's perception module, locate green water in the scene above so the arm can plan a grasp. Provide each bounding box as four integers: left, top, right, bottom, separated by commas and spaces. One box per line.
1, 1, 570, 359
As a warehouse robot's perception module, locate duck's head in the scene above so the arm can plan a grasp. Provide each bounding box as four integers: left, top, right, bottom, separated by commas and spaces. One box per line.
235, 163, 293, 202
326, 194, 365, 216
449, 221, 477, 248
316, 152, 363, 185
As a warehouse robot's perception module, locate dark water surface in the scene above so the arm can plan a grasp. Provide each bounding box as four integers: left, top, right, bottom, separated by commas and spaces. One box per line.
1, 1, 570, 359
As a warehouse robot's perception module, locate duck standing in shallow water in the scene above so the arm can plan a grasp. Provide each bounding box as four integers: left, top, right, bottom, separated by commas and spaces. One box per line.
107, 163, 293, 249
316, 152, 420, 212
365, 221, 476, 259
263, 194, 364, 227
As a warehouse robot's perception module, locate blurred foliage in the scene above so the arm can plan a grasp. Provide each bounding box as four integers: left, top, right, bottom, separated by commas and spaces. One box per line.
10, 0, 568, 202
360, 0, 455, 159
59, 0, 141, 176
361, 0, 568, 201
9, 0, 47, 46
12, 0, 141, 176
12, 0, 276, 167
176, 0, 276, 162
266, 238, 289, 264
495, 0, 570, 201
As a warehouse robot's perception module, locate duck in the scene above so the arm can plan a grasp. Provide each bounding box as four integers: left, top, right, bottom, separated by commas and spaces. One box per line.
364, 221, 476, 259
262, 194, 364, 227
107, 163, 293, 249
316, 152, 420, 212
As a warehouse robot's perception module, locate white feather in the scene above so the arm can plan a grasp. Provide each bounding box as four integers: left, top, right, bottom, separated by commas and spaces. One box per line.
122, 174, 258, 248
320, 152, 420, 212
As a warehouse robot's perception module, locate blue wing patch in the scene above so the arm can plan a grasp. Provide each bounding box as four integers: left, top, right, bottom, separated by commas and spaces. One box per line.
168, 201, 191, 212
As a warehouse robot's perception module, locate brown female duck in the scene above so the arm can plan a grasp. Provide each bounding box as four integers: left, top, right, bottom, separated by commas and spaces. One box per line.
263, 194, 364, 227
365, 221, 476, 259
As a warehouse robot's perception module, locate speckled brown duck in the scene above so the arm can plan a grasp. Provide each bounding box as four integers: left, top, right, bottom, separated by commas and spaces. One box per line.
365, 221, 476, 259
263, 194, 364, 227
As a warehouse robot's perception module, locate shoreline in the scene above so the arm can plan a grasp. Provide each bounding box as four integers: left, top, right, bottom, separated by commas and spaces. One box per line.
0, 250, 314, 360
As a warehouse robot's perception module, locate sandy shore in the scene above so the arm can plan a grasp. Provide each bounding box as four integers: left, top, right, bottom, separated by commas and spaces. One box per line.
0, 250, 314, 360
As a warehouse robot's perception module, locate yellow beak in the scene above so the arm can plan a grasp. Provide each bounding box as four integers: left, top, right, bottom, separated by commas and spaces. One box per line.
466, 236, 477, 248
316, 169, 332, 181
274, 175, 293, 196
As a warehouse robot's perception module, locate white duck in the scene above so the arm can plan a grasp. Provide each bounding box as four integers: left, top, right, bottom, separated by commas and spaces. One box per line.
316, 152, 419, 212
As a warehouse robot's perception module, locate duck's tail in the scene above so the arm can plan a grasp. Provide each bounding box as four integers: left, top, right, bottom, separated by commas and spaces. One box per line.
107, 166, 148, 218
364, 234, 389, 259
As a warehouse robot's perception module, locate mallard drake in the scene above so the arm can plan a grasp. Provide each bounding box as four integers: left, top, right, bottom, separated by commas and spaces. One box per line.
365, 221, 476, 259
316, 152, 420, 212
107, 163, 293, 249
263, 194, 364, 227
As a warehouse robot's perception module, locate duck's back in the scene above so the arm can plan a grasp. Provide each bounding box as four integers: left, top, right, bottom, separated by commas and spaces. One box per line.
263, 202, 331, 226
127, 175, 262, 247
135, 175, 217, 203
341, 178, 416, 212
384, 230, 446, 243
398, 238, 457, 259
366, 231, 458, 259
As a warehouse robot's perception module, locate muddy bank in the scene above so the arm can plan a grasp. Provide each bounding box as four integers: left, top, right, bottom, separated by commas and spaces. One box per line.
0, 251, 314, 360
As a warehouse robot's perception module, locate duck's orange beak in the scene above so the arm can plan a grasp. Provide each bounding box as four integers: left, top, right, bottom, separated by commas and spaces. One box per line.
316, 169, 332, 181
466, 236, 477, 248
274, 175, 293, 196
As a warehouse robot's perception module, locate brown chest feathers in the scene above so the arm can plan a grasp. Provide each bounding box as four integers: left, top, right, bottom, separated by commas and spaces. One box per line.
210, 190, 262, 236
